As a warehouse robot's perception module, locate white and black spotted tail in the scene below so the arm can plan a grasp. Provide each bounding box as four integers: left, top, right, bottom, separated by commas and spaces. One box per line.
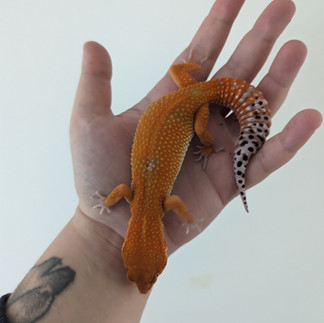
233, 113, 271, 212
210, 78, 271, 212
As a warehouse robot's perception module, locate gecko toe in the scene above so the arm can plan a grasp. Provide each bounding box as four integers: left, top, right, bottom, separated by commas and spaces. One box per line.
91, 191, 111, 215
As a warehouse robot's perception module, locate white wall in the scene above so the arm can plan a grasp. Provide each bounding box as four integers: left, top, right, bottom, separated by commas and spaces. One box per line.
0, 0, 323, 322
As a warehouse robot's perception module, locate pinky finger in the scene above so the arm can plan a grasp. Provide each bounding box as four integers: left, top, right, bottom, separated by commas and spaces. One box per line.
246, 109, 322, 187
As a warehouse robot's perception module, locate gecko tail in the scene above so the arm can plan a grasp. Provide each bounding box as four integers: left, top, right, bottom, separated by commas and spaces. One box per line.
240, 190, 249, 213
233, 129, 267, 213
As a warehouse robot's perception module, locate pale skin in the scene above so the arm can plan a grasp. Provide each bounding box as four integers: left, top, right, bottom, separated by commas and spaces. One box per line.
6, 0, 322, 322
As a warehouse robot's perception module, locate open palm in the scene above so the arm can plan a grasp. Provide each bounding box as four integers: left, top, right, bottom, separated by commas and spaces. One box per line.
70, 0, 321, 257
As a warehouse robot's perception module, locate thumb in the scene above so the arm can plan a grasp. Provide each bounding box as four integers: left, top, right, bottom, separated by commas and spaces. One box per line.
72, 41, 113, 122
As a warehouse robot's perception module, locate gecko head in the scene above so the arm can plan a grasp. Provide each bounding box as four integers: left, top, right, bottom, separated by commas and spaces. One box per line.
127, 268, 160, 294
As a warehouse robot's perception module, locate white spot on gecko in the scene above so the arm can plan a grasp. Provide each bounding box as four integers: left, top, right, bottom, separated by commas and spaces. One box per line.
146, 159, 155, 174
239, 86, 254, 103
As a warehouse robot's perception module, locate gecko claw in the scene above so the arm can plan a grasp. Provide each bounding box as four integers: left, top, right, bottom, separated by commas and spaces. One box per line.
93, 202, 111, 215
179, 49, 208, 65
194, 145, 225, 170
180, 218, 204, 235
194, 154, 203, 162
91, 191, 111, 215
193, 145, 209, 170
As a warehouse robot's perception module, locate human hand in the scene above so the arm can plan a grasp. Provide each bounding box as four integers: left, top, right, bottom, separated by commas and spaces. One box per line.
70, 0, 322, 258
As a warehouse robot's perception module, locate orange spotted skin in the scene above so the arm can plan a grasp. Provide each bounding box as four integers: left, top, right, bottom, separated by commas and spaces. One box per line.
100, 61, 271, 293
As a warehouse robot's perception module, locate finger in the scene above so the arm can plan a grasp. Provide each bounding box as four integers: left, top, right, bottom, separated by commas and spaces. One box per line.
179, 0, 246, 80
141, 0, 245, 106
246, 109, 323, 188
225, 39, 306, 125
72, 41, 113, 121
215, 0, 296, 81
258, 40, 307, 116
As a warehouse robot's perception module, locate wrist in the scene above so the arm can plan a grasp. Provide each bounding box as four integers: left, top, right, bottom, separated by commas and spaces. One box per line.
68, 208, 150, 322
6, 208, 149, 323
72, 207, 127, 284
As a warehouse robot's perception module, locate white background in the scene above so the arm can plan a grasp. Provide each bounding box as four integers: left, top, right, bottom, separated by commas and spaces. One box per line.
0, 0, 323, 322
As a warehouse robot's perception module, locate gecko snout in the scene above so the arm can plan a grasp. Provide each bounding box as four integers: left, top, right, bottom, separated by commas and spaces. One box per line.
127, 268, 160, 294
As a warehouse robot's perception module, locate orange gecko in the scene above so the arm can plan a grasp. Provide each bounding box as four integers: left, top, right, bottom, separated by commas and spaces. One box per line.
93, 61, 271, 293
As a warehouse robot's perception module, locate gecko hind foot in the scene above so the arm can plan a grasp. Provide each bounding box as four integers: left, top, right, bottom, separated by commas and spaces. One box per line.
91, 191, 111, 215
193, 145, 224, 170
193, 147, 209, 170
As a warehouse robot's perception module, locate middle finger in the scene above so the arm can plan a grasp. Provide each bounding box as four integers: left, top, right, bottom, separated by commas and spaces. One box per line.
215, 0, 296, 81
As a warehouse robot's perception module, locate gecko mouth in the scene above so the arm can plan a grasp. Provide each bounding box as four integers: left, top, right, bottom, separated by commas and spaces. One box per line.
127, 269, 159, 294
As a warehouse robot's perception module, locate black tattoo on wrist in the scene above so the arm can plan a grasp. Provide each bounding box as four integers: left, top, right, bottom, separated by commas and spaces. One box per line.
6, 257, 75, 323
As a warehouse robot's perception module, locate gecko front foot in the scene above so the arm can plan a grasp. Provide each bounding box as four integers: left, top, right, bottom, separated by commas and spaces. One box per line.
91, 191, 111, 215
180, 218, 204, 235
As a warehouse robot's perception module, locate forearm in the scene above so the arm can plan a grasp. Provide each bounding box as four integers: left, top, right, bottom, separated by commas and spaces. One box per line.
5, 208, 149, 323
